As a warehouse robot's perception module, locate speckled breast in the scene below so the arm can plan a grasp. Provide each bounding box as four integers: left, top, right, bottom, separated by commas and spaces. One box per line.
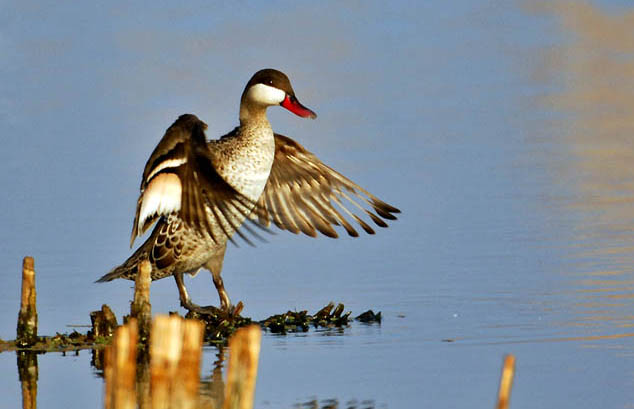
212, 127, 276, 201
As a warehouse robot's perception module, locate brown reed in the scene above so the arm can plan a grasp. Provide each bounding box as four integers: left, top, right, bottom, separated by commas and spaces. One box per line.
223, 325, 262, 409
496, 354, 516, 409
17, 256, 38, 347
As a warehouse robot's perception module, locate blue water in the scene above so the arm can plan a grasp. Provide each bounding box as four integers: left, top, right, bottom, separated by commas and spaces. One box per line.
2, 1, 634, 408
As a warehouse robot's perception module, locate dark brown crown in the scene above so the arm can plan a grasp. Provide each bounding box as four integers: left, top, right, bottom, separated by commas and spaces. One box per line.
243, 68, 296, 97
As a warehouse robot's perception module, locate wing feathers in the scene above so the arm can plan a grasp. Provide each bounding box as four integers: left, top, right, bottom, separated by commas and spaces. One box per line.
254, 133, 399, 239
136, 172, 182, 234
130, 114, 262, 247
130, 115, 399, 248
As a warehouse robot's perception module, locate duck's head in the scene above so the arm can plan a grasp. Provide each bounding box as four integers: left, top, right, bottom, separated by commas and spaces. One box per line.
240, 68, 317, 121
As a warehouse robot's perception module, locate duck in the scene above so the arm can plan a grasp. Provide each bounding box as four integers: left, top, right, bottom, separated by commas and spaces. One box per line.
98, 69, 400, 314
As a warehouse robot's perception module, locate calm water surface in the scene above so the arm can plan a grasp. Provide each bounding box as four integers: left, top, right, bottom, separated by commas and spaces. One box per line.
2, 1, 634, 408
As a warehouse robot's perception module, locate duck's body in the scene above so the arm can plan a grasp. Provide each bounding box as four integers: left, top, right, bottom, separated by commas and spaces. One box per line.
98, 69, 399, 313
99, 111, 278, 310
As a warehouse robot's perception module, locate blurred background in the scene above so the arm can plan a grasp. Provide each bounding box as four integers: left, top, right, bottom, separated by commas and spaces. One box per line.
2, 1, 634, 408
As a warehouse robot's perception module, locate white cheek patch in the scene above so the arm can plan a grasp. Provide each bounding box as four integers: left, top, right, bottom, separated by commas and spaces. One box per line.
247, 83, 286, 105
146, 157, 187, 182
138, 173, 182, 231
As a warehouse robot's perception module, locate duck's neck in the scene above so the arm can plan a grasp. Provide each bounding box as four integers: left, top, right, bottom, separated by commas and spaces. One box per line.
239, 99, 271, 128
216, 100, 275, 201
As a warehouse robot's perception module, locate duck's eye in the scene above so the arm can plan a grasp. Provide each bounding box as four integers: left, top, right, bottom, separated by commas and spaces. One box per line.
268, 80, 273, 85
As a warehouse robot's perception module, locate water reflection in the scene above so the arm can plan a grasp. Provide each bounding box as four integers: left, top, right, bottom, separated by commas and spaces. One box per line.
17, 351, 38, 409
198, 347, 226, 409
15, 344, 383, 409
529, 2, 634, 336
92, 347, 106, 372
19, 347, 227, 409
293, 398, 377, 409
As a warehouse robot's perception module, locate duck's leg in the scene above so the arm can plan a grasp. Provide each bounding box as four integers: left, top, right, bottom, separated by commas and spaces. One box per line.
174, 244, 241, 316
174, 271, 207, 312
204, 244, 232, 311
212, 270, 231, 310
174, 271, 223, 315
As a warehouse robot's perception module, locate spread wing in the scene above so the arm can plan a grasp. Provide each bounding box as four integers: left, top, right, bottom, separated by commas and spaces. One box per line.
130, 114, 257, 247
253, 133, 400, 238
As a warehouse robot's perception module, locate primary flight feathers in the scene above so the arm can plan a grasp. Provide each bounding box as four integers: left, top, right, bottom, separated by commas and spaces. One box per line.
254, 133, 399, 238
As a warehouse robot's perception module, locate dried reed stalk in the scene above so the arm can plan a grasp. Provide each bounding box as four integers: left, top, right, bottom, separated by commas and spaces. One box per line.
17, 256, 38, 347
131, 260, 152, 343
223, 325, 262, 409
150, 315, 204, 409
496, 354, 516, 409
105, 319, 138, 409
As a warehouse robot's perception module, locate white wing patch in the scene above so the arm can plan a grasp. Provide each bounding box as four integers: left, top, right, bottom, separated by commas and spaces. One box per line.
146, 157, 187, 182
138, 173, 182, 231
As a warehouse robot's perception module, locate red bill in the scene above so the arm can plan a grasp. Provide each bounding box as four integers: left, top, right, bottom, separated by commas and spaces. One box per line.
281, 95, 317, 119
